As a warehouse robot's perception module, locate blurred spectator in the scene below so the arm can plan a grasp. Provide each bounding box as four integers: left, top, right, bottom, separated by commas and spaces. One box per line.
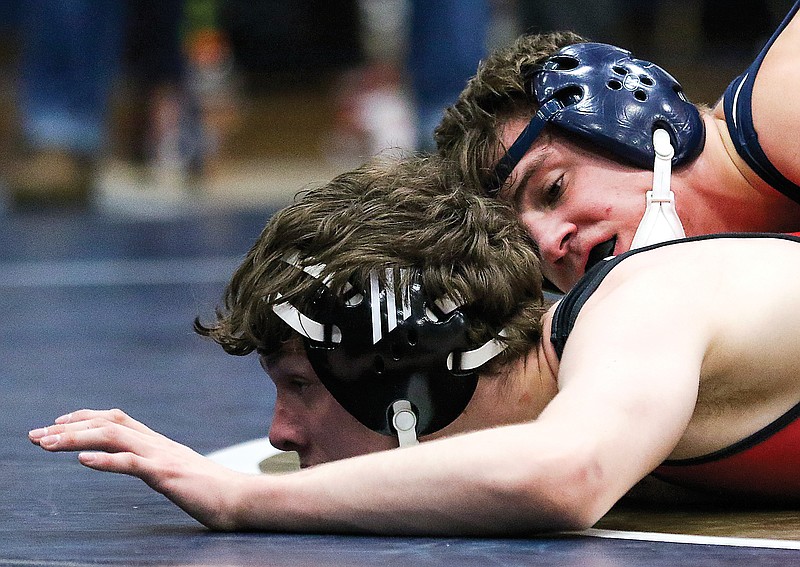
218, 0, 368, 165
407, 0, 491, 151
219, 0, 363, 79
4, 0, 233, 210
124, 0, 202, 189
327, 0, 490, 164
8, 0, 127, 208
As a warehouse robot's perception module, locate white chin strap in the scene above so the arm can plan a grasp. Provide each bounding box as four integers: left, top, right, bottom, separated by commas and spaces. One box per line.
391, 400, 419, 448
630, 129, 686, 249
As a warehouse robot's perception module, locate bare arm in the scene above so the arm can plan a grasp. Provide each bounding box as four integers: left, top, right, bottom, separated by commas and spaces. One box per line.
29, 271, 709, 535
745, 5, 800, 186
29, 408, 609, 534
29, 326, 703, 537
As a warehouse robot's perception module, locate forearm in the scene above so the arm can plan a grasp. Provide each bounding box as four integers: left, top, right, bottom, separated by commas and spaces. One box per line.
232, 425, 604, 536
29, 409, 623, 535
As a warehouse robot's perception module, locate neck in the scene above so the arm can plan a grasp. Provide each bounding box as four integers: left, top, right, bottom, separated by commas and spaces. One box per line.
674, 113, 800, 234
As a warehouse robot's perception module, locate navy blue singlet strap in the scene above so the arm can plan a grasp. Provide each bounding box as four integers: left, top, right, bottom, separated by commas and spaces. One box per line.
723, 0, 800, 205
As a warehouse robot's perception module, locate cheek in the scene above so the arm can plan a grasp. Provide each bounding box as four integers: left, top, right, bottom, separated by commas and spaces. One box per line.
318, 398, 395, 458
575, 169, 645, 219
591, 190, 637, 221
338, 412, 396, 455
347, 430, 396, 457
612, 173, 650, 213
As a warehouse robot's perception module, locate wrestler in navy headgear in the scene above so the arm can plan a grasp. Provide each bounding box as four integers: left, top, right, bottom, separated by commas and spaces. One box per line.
489, 42, 706, 194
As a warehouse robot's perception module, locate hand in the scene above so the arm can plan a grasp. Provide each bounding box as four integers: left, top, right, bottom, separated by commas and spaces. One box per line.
29, 409, 249, 530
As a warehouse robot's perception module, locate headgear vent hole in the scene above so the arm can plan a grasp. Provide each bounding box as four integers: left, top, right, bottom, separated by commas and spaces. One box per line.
389, 341, 402, 361
555, 86, 583, 106
547, 55, 579, 71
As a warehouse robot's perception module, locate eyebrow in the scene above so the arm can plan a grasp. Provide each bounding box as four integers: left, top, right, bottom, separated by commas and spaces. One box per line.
260, 342, 304, 365
503, 150, 548, 209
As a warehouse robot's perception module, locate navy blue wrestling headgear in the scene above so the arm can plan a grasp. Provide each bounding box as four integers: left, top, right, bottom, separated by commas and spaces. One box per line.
271, 256, 508, 446
489, 42, 705, 194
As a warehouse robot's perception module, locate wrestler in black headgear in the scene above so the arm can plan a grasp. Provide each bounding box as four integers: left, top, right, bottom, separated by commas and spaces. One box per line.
271, 261, 507, 447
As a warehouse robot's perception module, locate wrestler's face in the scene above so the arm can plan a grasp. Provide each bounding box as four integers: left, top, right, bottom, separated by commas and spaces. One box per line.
497, 118, 653, 291
262, 339, 556, 468
262, 344, 396, 468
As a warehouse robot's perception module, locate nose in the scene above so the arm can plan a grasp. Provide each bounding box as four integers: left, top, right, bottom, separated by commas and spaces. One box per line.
268, 400, 304, 453
520, 210, 576, 266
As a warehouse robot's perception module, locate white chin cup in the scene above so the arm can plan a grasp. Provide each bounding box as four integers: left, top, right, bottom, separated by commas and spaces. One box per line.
631, 129, 686, 249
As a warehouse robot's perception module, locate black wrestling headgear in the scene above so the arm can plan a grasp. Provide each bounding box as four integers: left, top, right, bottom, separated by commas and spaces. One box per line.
271, 256, 508, 444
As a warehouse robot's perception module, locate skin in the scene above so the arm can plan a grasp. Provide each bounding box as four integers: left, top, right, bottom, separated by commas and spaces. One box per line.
496, 9, 800, 291
265, 339, 557, 468
263, 345, 397, 468
28, 237, 800, 535
24, 9, 800, 538
28, 343, 558, 534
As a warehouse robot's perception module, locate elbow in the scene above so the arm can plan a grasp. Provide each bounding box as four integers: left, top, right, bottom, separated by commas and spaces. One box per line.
551, 496, 608, 532
554, 455, 616, 531
511, 452, 616, 532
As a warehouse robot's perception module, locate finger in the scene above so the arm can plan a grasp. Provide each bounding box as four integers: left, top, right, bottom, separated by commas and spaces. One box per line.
29, 420, 100, 443
56, 409, 158, 436
35, 420, 154, 456
78, 451, 146, 476
30, 415, 141, 444
30, 409, 162, 447
77, 450, 201, 495
77, 451, 166, 490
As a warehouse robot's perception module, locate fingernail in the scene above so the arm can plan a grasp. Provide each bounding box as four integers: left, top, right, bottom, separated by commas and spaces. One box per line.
39, 434, 60, 447
29, 427, 48, 438
55, 413, 72, 424
79, 452, 95, 464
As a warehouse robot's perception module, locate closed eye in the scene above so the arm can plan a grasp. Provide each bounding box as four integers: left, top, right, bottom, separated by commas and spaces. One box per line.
289, 378, 313, 394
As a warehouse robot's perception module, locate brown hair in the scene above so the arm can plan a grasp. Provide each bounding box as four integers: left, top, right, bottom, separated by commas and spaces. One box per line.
195, 154, 545, 370
434, 32, 587, 192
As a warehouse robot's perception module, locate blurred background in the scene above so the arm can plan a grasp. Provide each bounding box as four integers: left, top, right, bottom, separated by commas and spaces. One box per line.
0, 0, 794, 215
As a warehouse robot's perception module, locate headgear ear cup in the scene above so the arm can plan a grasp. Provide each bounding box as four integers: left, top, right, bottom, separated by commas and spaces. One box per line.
304, 270, 481, 437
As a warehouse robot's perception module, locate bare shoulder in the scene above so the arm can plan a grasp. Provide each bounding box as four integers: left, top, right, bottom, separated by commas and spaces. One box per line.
551, 236, 800, 461
605, 237, 800, 290
749, 8, 800, 184
611, 237, 800, 360
573, 237, 800, 349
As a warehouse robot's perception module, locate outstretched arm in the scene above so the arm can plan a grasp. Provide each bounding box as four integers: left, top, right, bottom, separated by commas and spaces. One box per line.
29, 408, 609, 535
29, 275, 706, 536
29, 357, 696, 538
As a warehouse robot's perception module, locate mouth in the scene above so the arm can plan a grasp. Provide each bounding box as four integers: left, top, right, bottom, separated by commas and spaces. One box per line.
585, 236, 617, 272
